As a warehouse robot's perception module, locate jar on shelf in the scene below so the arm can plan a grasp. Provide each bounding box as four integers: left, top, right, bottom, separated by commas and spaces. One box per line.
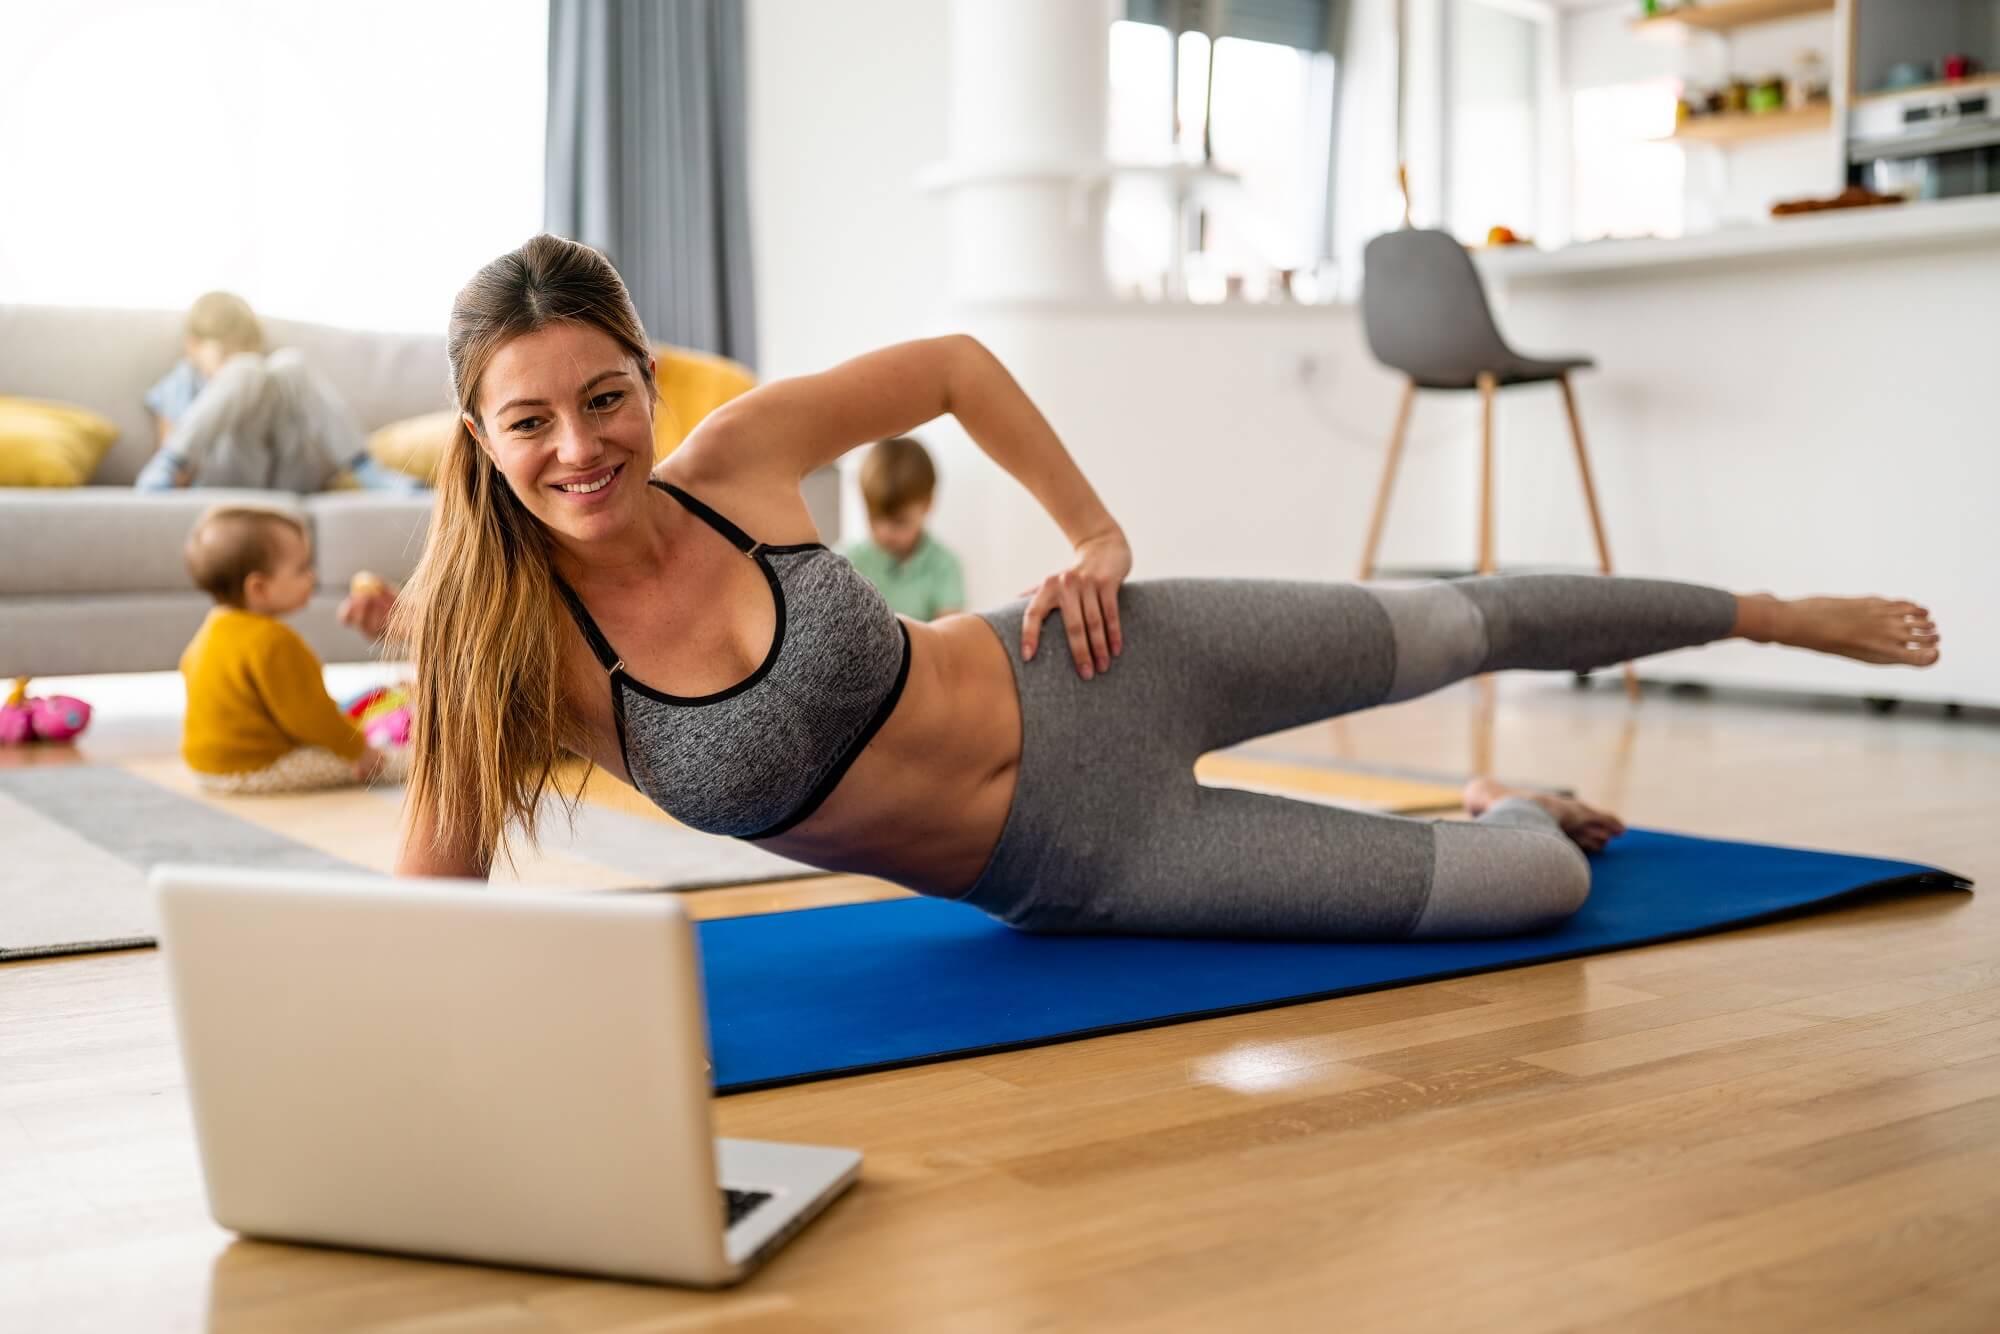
1791, 50, 1828, 108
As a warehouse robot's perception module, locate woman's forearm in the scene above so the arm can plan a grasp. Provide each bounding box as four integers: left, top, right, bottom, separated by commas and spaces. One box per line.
945, 336, 1122, 548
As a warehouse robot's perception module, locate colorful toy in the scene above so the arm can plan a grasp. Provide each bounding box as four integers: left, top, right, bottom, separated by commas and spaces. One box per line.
341, 682, 414, 749
0, 679, 31, 745
1, 677, 93, 744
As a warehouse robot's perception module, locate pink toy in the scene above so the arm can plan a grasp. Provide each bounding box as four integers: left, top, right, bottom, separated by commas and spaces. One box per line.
0, 678, 93, 745
30, 695, 92, 742
361, 707, 411, 748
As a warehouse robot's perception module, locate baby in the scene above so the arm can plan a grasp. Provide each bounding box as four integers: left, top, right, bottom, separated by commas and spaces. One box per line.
178, 505, 402, 793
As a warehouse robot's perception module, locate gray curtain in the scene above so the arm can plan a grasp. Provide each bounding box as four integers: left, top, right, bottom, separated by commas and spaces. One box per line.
545, 0, 757, 367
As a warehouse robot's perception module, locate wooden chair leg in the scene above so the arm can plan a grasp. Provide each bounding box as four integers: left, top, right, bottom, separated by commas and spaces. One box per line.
1476, 372, 1497, 576
1558, 373, 1640, 702
1358, 378, 1417, 581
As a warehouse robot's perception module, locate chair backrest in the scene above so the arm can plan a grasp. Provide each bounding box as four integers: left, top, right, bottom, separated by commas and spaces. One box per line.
1360, 229, 1513, 385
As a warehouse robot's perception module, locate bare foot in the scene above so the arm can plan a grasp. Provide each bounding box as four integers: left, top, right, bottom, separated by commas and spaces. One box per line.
1735, 593, 1941, 667
1463, 777, 1628, 854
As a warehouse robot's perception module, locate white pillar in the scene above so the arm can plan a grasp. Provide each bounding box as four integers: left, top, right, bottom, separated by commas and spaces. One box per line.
931, 0, 1114, 303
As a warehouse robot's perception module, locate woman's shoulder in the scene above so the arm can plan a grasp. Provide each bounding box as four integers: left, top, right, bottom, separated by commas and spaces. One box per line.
654, 437, 822, 548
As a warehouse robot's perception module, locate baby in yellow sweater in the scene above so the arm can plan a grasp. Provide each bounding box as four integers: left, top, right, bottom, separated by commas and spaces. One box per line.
179, 506, 399, 793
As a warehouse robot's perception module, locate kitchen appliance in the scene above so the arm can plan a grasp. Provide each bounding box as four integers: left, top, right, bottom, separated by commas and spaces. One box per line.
1848, 84, 2000, 200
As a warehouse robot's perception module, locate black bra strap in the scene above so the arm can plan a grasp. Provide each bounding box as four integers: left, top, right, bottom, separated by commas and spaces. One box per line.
651, 478, 761, 555
555, 480, 767, 676
551, 573, 622, 673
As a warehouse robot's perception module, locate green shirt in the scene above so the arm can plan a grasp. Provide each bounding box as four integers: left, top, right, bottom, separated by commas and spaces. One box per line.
842, 532, 965, 621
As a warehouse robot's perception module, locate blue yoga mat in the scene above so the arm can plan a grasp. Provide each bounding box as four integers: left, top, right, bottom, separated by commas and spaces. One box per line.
698, 829, 1969, 1094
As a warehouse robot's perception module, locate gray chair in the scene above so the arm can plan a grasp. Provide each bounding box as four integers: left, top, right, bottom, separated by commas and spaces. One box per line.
1359, 228, 1635, 697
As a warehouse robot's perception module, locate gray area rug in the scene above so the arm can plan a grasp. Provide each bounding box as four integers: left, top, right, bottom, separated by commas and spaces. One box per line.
0, 766, 360, 961
0, 765, 826, 961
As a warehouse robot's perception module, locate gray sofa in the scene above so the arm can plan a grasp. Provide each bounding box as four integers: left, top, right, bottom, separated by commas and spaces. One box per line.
0, 304, 836, 678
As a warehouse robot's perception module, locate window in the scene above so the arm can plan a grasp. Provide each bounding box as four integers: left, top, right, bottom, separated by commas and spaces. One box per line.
0, 0, 547, 332
1571, 80, 1685, 242
1106, 15, 1337, 301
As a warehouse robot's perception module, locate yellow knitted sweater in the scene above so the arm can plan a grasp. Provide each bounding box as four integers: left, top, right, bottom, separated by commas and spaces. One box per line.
179, 607, 367, 774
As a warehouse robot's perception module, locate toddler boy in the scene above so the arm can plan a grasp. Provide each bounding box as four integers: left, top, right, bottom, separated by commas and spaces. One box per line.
178, 505, 398, 793
842, 436, 965, 621
138, 290, 420, 493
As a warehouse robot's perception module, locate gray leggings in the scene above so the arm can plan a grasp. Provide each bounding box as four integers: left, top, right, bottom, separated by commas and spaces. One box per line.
957, 574, 1739, 940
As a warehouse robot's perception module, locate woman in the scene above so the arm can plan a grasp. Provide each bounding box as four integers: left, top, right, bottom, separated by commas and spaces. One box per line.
385, 235, 1940, 939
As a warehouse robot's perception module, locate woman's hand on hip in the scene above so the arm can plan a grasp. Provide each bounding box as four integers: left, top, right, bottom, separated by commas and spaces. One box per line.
1019, 530, 1131, 679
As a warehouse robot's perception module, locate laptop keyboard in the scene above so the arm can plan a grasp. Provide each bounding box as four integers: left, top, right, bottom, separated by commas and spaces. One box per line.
724, 1187, 773, 1228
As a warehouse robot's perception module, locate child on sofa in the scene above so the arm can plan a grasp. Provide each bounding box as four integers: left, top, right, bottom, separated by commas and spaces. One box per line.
178, 505, 405, 794
137, 291, 421, 493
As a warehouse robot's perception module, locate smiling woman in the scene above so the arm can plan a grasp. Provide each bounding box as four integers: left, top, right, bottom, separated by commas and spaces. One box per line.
388, 233, 1942, 948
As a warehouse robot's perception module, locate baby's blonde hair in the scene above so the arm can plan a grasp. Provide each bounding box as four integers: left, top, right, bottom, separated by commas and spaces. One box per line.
185, 291, 266, 356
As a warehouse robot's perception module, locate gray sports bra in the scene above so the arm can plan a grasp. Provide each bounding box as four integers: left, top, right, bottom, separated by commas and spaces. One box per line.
554, 478, 911, 840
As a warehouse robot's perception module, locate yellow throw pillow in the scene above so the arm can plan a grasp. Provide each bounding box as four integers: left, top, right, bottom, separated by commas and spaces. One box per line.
652, 345, 756, 461
0, 397, 120, 486
367, 409, 460, 485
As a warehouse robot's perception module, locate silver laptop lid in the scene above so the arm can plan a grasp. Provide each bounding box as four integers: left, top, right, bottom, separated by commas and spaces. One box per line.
153, 866, 732, 1284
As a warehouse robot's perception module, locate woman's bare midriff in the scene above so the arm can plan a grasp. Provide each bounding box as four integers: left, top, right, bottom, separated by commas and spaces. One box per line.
753, 613, 1022, 896
564, 609, 1023, 900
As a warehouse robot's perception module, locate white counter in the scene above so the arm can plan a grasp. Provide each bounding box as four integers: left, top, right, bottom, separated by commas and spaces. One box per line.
1475, 194, 2000, 282
1472, 197, 1999, 707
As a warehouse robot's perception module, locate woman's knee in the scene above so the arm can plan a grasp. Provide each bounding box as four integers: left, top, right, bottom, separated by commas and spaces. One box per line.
1409, 823, 1591, 938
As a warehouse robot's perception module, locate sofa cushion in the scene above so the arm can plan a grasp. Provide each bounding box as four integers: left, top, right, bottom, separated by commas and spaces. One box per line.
0, 592, 395, 677
304, 493, 433, 590
0, 488, 305, 596
0, 397, 121, 486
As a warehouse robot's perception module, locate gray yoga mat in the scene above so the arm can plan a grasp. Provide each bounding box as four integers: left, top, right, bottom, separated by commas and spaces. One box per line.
0, 763, 828, 962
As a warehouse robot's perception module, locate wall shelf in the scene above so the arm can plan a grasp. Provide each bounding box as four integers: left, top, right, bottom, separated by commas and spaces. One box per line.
1853, 72, 2000, 105
1668, 102, 1833, 143
1632, 0, 1833, 38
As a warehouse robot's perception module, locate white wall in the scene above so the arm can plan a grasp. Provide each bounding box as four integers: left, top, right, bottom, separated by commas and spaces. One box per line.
745, 0, 955, 381
746, 0, 1479, 604
923, 304, 1479, 609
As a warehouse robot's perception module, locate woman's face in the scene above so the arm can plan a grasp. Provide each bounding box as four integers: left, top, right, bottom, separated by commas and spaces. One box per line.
469, 322, 657, 548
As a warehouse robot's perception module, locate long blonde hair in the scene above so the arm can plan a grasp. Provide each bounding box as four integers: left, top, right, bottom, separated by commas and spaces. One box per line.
394, 235, 656, 868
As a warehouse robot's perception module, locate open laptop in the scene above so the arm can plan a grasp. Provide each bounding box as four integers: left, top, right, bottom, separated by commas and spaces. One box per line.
152, 864, 860, 1287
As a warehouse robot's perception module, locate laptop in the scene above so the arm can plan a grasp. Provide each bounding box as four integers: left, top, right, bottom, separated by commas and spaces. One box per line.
152, 864, 860, 1287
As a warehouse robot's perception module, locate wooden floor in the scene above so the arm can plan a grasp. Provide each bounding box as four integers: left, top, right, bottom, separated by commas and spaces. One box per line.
3, 675, 1996, 1332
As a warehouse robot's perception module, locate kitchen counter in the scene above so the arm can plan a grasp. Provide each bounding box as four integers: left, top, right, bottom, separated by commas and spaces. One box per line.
1474, 193, 2000, 282
1465, 195, 1996, 706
